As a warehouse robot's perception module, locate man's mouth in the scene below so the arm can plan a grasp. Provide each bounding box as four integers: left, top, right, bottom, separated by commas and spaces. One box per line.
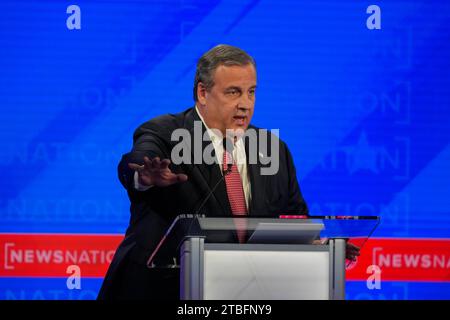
233, 115, 247, 125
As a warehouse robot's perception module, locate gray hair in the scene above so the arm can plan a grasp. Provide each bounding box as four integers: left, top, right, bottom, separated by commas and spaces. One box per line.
193, 44, 256, 101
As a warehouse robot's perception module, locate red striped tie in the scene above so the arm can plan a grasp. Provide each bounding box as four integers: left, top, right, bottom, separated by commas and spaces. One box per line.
223, 150, 247, 243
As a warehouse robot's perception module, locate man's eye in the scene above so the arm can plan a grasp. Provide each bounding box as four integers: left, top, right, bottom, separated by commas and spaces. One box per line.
227, 90, 239, 95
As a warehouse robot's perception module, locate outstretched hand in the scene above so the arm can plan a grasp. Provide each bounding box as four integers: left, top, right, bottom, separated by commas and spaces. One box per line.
128, 156, 188, 188
345, 242, 360, 261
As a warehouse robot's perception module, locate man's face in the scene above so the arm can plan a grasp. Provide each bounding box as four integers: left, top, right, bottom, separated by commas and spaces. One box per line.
197, 64, 257, 135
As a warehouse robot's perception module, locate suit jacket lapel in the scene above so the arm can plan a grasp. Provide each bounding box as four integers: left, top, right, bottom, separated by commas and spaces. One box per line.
185, 108, 231, 217
245, 129, 267, 216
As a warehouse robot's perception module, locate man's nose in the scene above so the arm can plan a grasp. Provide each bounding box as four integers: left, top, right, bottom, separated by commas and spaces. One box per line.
237, 95, 253, 111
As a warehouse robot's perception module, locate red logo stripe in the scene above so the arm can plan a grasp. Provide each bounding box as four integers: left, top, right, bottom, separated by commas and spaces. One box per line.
346, 238, 450, 282
0, 234, 123, 277
1, 234, 449, 281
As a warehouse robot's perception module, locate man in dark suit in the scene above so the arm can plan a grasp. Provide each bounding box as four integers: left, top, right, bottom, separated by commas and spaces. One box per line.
98, 44, 357, 300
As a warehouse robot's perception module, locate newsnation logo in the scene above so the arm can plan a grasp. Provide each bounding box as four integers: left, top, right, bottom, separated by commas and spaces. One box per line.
0, 234, 121, 277
0, 234, 449, 281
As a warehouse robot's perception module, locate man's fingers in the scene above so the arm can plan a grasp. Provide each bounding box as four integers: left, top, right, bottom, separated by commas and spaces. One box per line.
347, 243, 360, 251
143, 157, 153, 170
346, 243, 360, 261
159, 159, 171, 170
129, 163, 144, 172
153, 157, 161, 169
347, 249, 360, 256
346, 253, 358, 260
131, 157, 186, 186
347, 246, 360, 252
176, 174, 188, 182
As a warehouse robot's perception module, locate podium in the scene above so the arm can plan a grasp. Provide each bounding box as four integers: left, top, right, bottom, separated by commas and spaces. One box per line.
148, 215, 379, 300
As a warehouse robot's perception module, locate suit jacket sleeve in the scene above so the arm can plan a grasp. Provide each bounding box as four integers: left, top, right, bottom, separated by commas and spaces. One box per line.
118, 121, 171, 191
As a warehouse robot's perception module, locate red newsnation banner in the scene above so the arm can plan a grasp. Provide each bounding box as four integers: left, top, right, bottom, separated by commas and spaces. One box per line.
0, 234, 122, 278
0, 234, 449, 281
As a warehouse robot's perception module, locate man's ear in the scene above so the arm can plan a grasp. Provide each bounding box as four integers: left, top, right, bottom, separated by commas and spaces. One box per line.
197, 82, 207, 106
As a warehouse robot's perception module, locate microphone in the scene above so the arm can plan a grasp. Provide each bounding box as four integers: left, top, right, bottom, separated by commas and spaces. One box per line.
192, 137, 234, 216
146, 138, 234, 268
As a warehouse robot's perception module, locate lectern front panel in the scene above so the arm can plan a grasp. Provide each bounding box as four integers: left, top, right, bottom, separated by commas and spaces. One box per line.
203, 244, 329, 300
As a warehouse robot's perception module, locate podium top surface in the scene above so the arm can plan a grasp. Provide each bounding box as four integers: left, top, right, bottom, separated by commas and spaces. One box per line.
171, 214, 380, 241
147, 215, 380, 267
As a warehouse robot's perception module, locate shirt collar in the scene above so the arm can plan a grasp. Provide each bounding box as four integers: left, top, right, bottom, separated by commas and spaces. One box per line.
195, 105, 225, 149
195, 105, 246, 155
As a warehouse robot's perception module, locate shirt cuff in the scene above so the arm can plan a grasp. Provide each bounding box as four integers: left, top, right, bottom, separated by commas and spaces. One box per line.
134, 171, 153, 191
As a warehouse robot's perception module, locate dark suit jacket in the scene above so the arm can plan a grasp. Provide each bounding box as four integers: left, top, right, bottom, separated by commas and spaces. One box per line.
98, 107, 308, 299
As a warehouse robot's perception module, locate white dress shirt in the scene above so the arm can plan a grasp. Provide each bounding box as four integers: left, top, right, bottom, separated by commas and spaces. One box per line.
195, 107, 252, 210
134, 107, 252, 210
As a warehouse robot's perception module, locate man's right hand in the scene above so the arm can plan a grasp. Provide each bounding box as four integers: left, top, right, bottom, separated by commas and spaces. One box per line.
128, 156, 188, 188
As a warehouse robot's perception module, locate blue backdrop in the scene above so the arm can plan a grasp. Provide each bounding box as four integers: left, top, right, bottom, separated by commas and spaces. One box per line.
1, 0, 449, 299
